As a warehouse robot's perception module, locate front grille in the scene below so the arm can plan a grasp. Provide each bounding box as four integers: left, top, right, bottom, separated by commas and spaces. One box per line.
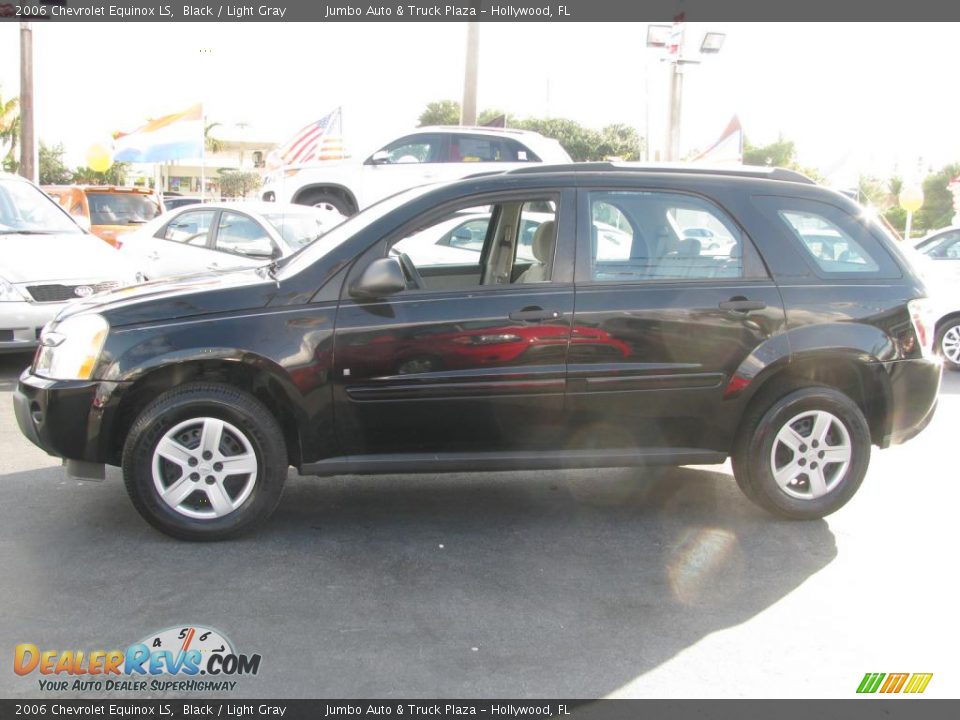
25, 281, 120, 303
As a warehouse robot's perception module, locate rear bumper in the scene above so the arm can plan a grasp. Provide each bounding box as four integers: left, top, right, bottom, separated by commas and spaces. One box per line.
879, 357, 941, 448
13, 370, 128, 464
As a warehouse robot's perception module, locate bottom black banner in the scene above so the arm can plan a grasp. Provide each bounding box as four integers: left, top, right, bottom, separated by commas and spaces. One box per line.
1, 700, 959, 720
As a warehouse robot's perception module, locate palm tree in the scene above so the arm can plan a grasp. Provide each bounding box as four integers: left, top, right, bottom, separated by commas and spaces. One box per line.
204, 122, 224, 154
0, 89, 21, 170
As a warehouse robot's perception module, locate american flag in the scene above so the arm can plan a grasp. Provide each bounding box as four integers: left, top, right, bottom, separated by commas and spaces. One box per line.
267, 107, 344, 169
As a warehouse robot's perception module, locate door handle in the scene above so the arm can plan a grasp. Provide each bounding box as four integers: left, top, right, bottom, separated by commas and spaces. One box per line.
718, 299, 766, 312
146, 251, 159, 261
509, 308, 562, 322
207, 262, 220, 270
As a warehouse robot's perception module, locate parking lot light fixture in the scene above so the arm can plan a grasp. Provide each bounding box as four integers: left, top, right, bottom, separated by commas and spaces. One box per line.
700, 32, 726, 54
646, 24, 672, 48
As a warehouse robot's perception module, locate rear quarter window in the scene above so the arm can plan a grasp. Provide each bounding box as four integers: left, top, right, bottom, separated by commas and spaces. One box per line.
752, 195, 902, 279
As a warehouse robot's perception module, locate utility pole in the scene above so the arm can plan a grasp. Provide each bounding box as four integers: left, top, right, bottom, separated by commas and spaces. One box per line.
19, 22, 36, 182
460, 22, 479, 126
666, 63, 684, 162
648, 22, 726, 162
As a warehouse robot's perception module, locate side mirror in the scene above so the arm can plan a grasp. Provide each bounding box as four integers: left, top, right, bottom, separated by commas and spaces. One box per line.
367, 150, 390, 165
350, 257, 406, 299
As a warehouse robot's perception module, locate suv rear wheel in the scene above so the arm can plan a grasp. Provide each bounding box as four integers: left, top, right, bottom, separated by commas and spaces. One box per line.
732, 386, 871, 519
297, 189, 354, 218
122, 384, 288, 541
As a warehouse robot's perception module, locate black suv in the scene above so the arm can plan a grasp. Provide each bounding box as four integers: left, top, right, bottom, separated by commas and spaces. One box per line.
14, 165, 941, 540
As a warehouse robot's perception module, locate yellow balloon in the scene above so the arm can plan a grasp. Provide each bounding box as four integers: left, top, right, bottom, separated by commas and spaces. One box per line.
899, 186, 924, 214
86, 144, 112, 173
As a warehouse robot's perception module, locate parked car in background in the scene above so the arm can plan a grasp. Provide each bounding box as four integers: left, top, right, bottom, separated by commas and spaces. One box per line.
1, 173, 142, 352
162, 195, 203, 211
260, 126, 571, 216
44, 185, 163, 248
15, 164, 940, 539
898, 235, 960, 370
119, 201, 341, 279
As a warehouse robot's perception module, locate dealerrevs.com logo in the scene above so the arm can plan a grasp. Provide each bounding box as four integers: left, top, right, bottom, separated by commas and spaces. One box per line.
14, 625, 261, 693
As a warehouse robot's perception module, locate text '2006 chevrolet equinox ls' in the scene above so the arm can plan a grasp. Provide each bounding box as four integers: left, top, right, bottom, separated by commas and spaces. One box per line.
14, 165, 941, 540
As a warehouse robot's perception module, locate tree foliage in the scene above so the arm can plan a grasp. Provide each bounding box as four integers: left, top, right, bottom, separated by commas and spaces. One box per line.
743, 136, 796, 168
218, 169, 261, 198
205, 122, 225, 153
0, 86, 20, 171
72, 162, 130, 186
916, 163, 960, 231
38, 142, 73, 185
417, 100, 643, 161
743, 135, 821, 180
418, 101, 462, 126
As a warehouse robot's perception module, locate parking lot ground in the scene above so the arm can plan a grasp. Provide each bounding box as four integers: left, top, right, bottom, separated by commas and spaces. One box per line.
0, 351, 956, 699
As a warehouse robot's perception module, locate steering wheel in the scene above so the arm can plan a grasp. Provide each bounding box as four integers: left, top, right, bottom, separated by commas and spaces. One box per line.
391, 250, 425, 290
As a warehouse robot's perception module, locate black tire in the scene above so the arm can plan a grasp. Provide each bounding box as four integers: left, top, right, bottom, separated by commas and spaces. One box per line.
936, 318, 960, 371
122, 383, 288, 541
295, 189, 355, 217
732, 385, 871, 520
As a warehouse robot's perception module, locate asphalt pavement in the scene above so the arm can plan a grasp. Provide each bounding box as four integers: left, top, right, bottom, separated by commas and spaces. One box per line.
0, 351, 956, 699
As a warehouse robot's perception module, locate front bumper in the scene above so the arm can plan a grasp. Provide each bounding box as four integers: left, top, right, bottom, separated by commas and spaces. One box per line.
879, 357, 942, 447
14, 370, 128, 465
0, 300, 63, 353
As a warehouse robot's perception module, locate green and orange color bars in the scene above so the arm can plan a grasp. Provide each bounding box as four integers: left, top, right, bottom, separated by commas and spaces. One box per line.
857, 672, 933, 694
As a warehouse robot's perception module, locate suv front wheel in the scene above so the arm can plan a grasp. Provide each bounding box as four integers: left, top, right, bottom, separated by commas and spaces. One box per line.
122, 384, 288, 541
732, 386, 871, 519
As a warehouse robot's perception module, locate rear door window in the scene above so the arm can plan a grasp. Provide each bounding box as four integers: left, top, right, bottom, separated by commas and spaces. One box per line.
753, 196, 901, 278
582, 190, 765, 282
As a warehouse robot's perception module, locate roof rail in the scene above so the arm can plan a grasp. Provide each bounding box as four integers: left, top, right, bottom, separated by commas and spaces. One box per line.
504, 162, 816, 184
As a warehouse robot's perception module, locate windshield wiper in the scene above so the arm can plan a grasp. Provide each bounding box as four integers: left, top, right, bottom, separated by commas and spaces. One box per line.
0, 229, 61, 235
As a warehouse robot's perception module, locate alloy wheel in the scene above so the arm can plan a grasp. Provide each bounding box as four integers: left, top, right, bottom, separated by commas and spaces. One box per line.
769, 410, 852, 500
152, 417, 258, 519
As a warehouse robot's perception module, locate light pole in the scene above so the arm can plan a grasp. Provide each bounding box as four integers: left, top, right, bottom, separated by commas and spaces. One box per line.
647, 24, 726, 161
461, 22, 480, 126
19, 22, 36, 183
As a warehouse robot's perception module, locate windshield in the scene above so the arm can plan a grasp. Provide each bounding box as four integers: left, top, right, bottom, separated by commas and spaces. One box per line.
86, 192, 162, 226
263, 209, 337, 249
0, 177, 83, 234
276, 185, 437, 277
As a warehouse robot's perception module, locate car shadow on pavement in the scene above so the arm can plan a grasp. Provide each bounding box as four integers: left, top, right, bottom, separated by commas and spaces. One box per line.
0, 464, 834, 699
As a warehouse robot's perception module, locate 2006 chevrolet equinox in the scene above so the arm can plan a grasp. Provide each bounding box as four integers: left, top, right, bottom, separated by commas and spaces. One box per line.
14, 165, 941, 540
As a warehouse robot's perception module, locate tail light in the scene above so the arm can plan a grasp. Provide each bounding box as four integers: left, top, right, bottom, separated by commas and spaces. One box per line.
908, 298, 936, 358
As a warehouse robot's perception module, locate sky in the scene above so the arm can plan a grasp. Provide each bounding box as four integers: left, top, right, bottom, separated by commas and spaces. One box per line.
1, 21, 958, 183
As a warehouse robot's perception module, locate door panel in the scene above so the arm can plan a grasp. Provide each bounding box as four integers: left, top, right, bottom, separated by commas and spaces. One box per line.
569, 188, 788, 451
569, 282, 786, 450
331, 188, 576, 456
333, 287, 574, 454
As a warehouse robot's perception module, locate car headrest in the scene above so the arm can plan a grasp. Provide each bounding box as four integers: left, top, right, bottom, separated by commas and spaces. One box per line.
532, 220, 556, 263
677, 237, 701, 257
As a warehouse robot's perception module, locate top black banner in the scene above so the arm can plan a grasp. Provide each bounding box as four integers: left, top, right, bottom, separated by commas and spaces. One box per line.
3, 0, 960, 21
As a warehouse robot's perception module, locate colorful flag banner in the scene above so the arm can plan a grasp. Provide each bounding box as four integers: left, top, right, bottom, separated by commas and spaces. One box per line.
692, 115, 743, 165
113, 104, 204, 163
266, 107, 344, 169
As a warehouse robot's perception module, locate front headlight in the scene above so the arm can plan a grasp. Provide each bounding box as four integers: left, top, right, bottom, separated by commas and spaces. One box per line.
34, 314, 109, 380
0, 276, 29, 302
